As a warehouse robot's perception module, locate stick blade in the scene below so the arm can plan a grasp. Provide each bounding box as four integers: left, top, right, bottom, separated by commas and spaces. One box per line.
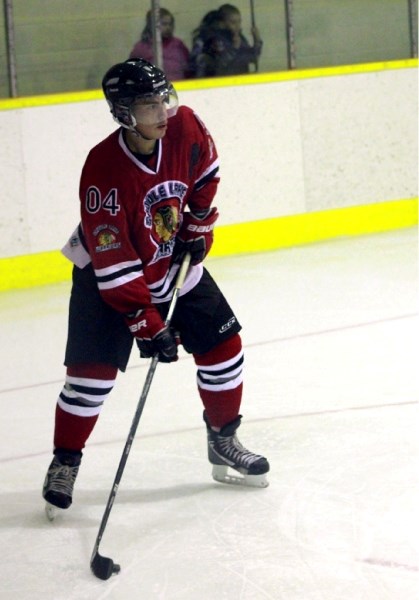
90, 551, 121, 580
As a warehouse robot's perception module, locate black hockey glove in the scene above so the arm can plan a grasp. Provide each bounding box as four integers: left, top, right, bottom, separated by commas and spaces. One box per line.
136, 327, 178, 363
174, 207, 219, 265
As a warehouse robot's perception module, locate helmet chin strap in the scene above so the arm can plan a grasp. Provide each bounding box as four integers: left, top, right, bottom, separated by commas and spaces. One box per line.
128, 113, 155, 141
118, 111, 159, 143
131, 127, 154, 141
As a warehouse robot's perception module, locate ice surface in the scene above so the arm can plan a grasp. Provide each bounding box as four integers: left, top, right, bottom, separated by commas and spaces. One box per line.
0, 229, 417, 599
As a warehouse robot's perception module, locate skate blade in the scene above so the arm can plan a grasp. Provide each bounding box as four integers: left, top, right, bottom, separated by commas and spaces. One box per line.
212, 465, 269, 488
45, 502, 58, 521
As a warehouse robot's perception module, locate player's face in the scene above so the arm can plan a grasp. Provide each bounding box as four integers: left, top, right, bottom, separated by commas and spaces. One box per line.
132, 96, 168, 125
131, 96, 169, 138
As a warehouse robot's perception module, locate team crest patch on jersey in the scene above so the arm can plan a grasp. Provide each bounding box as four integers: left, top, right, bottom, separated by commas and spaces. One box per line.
144, 181, 188, 263
152, 205, 179, 243
144, 181, 188, 228
149, 203, 179, 261
93, 224, 121, 253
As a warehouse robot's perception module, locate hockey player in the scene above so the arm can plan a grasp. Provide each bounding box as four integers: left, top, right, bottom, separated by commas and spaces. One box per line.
42, 58, 269, 511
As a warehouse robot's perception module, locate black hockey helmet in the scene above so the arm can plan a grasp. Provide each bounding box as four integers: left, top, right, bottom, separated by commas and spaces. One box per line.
102, 58, 178, 130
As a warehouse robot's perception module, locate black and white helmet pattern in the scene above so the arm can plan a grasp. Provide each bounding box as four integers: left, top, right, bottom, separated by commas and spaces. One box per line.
102, 58, 178, 130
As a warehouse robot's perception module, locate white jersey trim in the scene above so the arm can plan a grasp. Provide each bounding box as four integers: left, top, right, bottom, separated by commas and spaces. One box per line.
118, 129, 162, 174
151, 263, 203, 304
194, 158, 220, 187
94, 259, 142, 278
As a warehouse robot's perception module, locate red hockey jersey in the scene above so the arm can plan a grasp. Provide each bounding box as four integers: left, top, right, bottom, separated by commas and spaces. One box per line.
62, 105, 220, 316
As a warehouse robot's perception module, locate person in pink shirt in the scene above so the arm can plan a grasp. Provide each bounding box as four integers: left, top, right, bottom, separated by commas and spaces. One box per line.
129, 8, 191, 81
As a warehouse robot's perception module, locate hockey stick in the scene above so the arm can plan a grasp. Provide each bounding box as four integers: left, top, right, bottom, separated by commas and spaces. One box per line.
90, 252, 191, 580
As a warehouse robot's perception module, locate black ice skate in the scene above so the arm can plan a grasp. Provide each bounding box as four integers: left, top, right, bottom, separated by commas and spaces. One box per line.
43, 449, 82, 519
204, 412, 269, 488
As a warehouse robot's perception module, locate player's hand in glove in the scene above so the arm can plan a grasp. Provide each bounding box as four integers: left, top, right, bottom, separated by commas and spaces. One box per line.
137, 327, 178, 363
175, 207, 219, 265
126, 307, 178, 363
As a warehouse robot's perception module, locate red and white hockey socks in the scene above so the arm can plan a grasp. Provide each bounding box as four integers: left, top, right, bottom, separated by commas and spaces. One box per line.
194, 333, 243, 429
54, 363, 117, 451
54, 336, 244, 449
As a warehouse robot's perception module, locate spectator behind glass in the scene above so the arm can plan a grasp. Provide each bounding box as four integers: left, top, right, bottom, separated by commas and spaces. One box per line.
129, 8, 191, 81
189, 10, 225, 77
218, 4, 263, 74
191, 4, 263, 78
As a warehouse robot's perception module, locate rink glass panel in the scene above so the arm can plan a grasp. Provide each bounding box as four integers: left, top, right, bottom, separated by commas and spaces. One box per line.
0, 0, 415, 97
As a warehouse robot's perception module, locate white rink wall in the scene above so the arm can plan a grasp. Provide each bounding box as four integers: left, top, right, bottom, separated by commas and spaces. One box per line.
0, 64, 416, 259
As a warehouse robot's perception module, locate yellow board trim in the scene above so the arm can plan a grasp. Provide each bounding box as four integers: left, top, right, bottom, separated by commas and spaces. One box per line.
211, 198, 418, 256
0, 198, 416, 292
0, 250, 73, 292
0, 59, 416, 111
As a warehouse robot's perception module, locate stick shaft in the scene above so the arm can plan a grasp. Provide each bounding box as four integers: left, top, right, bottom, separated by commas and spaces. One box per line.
90, 253, 191, 561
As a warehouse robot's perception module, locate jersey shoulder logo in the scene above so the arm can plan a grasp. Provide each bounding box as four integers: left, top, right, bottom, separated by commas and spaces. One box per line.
93, 224, 121, 254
